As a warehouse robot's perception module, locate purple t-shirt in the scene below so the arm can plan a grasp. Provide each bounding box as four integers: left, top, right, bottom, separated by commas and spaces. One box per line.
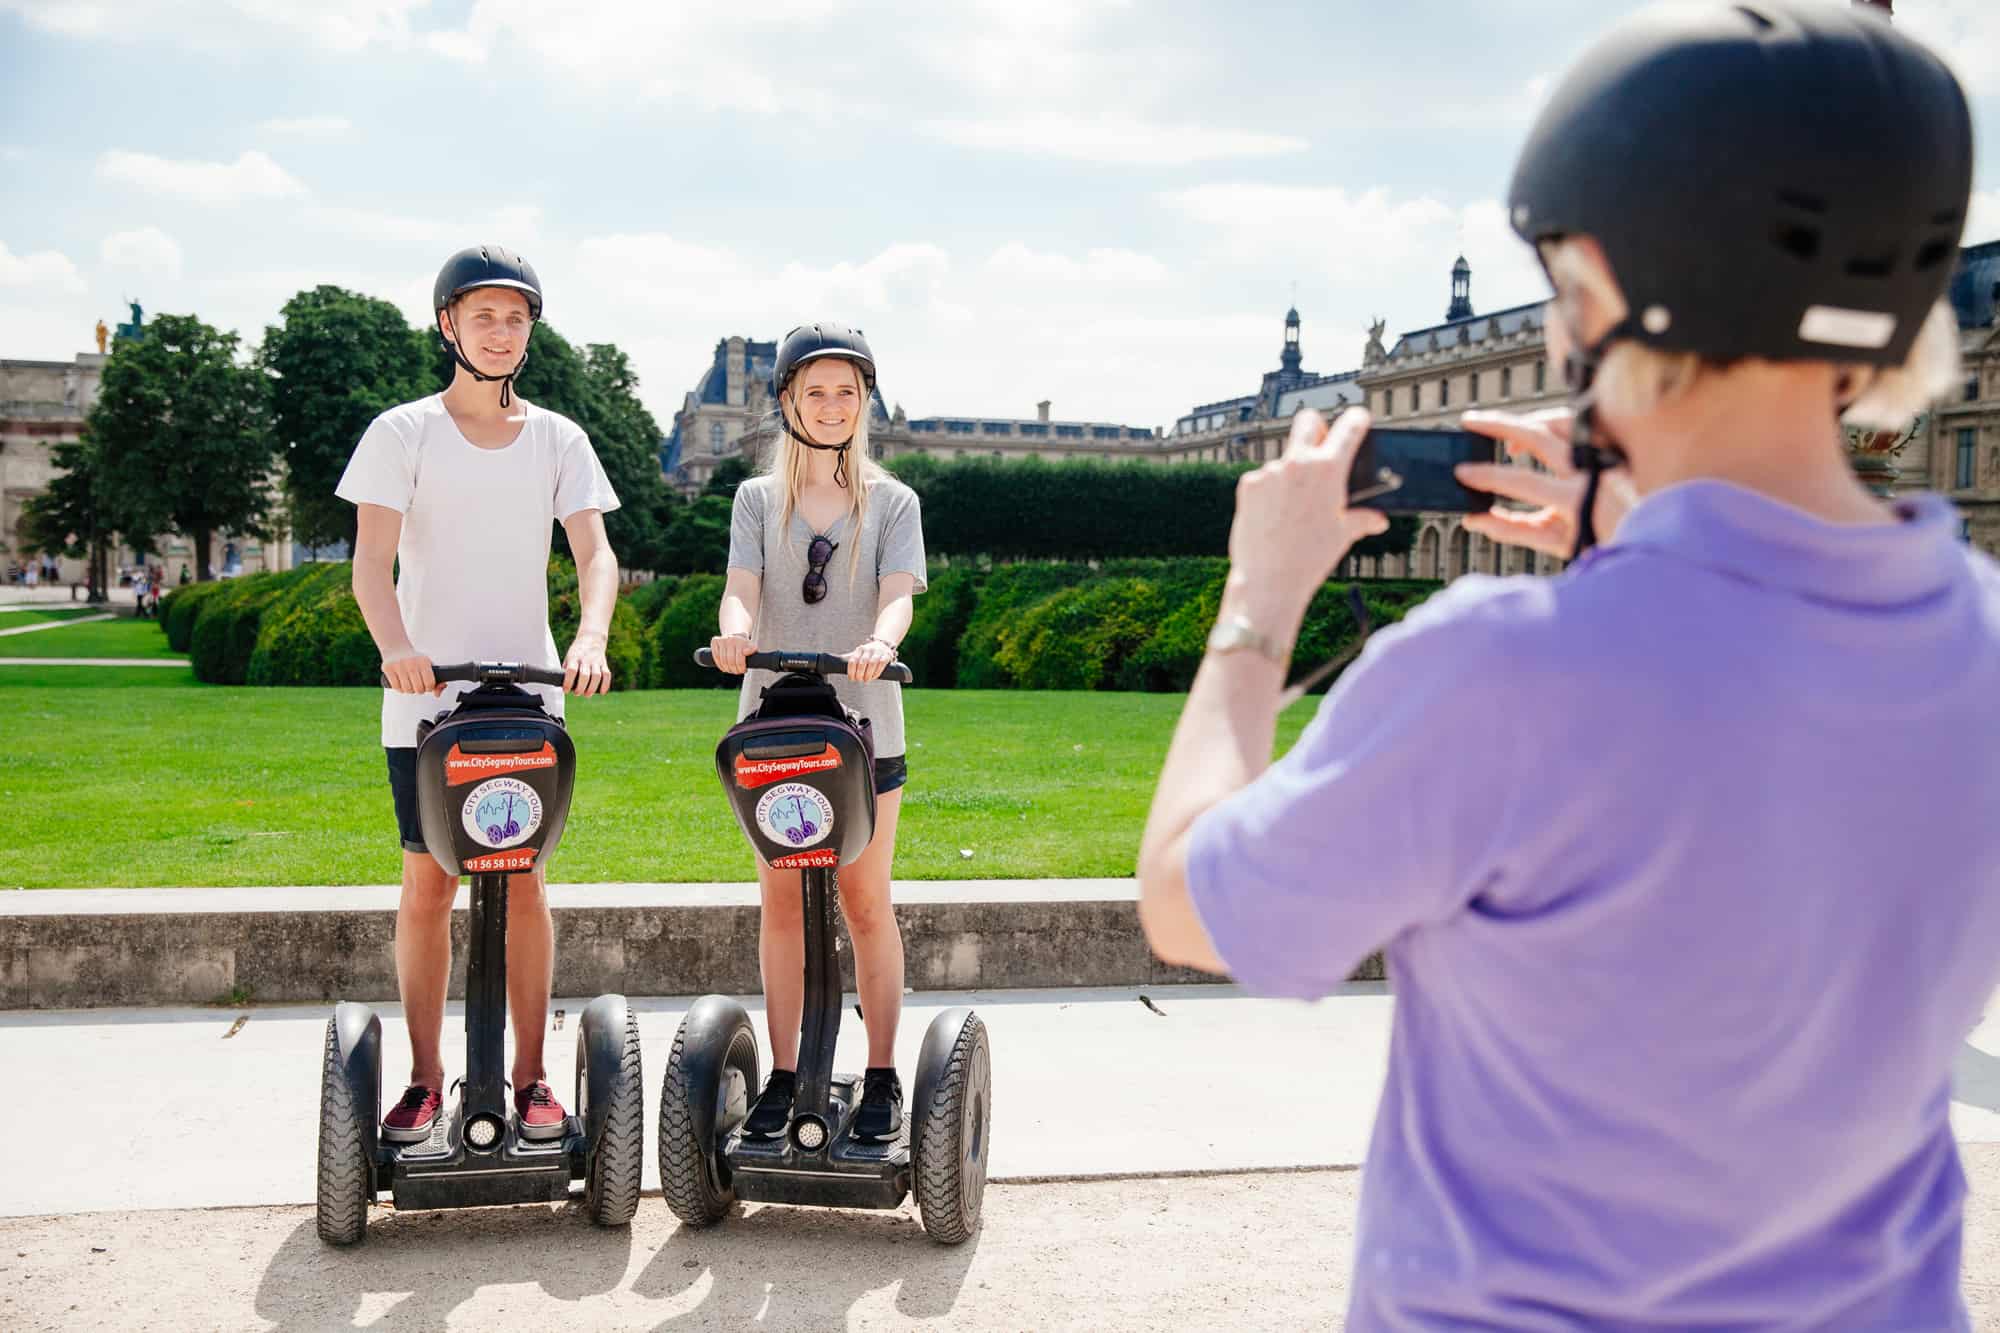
1187, 480, 2000, 1329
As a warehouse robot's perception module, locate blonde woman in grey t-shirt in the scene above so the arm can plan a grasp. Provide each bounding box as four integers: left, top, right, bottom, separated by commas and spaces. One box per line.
711, 323, 928, 1142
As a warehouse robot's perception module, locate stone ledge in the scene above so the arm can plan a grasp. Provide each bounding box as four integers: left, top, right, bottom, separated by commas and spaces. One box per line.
0, 881, 1387, 1009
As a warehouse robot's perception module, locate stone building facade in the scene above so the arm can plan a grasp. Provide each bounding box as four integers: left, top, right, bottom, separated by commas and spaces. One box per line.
1917, 238, 2000, 553
2, 343, 290, 588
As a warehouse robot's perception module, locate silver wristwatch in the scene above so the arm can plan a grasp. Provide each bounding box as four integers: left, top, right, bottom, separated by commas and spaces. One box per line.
1205, 614, 1289, 668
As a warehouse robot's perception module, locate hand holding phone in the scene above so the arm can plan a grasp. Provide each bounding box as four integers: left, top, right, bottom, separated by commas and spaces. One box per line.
1345, 427, 1498, 515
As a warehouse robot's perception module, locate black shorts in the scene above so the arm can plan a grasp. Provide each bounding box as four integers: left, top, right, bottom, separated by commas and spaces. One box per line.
874, 755, 909, 795
385, 747, 427, 854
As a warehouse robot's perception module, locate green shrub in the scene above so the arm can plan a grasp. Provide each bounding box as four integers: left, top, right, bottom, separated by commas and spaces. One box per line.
897, 566, 980, 688
955, 562, 1096, 688
624, 576, 682, 627
548, 557, 644, 690
1119, 567, 1232, 691
994, 577, 1167, 691
161, 581, 227, 652
647, 574, 727, 688
245, 563, 374, 686
190, 567, 319, 685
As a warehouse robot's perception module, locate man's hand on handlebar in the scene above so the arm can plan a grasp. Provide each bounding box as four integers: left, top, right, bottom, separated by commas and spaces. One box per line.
710, 631, 756, 675
564, 632, 612, 696
381, 652, 445, 696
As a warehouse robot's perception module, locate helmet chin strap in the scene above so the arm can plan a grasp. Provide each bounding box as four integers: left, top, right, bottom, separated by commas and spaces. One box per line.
441, 312, 529, 409
782, 412, 855, 489
1560, 314, 1636, 560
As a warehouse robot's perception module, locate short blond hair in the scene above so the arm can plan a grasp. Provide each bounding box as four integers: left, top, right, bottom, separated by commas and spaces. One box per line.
1540, 237, 1961, 431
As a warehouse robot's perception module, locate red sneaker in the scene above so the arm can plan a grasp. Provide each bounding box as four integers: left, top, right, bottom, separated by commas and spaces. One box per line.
515, 1080, 569, 1141
382, 1084, 442, 1144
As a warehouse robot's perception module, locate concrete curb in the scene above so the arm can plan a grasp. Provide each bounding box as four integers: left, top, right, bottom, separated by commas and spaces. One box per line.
0, 880, 1387, 1009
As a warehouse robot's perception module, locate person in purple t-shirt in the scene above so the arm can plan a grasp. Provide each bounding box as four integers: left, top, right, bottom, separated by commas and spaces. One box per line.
1137, 3, 2000, 1328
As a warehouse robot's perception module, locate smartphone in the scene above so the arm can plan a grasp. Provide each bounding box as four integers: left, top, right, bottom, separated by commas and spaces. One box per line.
1346, 427, 1497, 515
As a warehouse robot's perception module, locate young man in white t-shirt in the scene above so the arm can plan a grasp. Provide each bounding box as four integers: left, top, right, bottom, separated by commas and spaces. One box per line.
335, 244, 622, 1146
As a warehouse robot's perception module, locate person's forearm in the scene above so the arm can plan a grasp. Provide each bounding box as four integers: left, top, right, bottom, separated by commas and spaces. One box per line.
871, 593, 914, 647
352, 562, 417, 661
719, 592, 758, 639
575, 544, 618, 640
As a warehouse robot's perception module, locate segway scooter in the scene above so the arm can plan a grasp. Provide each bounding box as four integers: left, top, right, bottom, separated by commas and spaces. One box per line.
657, 649, 991, 1244
315, 661, 645, 1245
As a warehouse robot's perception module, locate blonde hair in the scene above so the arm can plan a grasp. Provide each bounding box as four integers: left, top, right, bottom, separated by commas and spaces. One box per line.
765, 356, 887, 587
1540, 237, 1961, 431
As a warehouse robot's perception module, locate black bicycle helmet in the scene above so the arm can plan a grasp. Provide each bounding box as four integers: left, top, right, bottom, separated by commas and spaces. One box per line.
1508, 0, 1971, 368
773, 322, 877, 396
433, 244, 543, 406
1504, 0, 1972, 556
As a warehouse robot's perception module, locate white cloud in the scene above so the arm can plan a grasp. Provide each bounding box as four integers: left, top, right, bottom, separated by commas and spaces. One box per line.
100, 226, 184, 278
298, 203, 542, 249
1163, 184, 1458, 271
985, 243, 1166, 285
3, 0, 430, 52
97, 149, 306, 205
257, 115, 352, 139
1, 146, 27, 163
921, 116, 1306, 166
0, 241, 85, 292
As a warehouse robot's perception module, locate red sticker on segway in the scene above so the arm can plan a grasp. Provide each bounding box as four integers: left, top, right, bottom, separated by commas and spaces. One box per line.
464, 850, 537, 873
770, 848, 838, 869
734, 745, 842, 790
446, 742, 558, 786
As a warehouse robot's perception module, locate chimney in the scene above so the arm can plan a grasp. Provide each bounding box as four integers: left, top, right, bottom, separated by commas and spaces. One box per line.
1037, 400, 1051, 422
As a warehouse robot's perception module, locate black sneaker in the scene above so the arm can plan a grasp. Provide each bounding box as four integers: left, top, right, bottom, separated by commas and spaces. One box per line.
854, 1067, 903, 1141
744, 1069, 797, 1138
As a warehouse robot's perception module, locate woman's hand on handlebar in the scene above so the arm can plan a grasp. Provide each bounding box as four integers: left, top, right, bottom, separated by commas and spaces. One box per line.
382, 651, 444, 696
710, 632, 756, 675
563, 631, 612, 696
845, 637, 897, 684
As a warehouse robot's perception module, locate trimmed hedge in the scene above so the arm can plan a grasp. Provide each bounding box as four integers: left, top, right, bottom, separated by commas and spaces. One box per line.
897, 565, 979, 689
645, 574, 727, 688
161, 580, 228, 653
955, 563, 1098, 689
994, 577, 1168, 691
190, 567, 322, 685
622, 575, 682, 690
246, 564, 375, 686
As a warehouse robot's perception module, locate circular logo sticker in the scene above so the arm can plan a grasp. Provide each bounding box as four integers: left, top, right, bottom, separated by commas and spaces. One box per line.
462, 777, 543, 849
755, 782, 835, 849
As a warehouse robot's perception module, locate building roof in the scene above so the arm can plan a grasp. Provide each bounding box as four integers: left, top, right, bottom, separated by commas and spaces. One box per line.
1949, 239, 2000, 330
694, 339, 778, 406
1274, 371, 1364, 419
1386, 300, 1548, 361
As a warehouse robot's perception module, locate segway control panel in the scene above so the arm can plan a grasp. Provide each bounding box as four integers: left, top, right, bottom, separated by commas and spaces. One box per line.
406, 662, 576, 877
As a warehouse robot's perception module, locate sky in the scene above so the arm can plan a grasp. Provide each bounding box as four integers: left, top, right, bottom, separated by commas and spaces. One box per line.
3, 0, 1998, 436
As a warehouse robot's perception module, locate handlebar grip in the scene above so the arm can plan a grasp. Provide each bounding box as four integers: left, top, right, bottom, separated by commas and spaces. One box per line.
693, 647, 914, 685
379, 661, 569, 688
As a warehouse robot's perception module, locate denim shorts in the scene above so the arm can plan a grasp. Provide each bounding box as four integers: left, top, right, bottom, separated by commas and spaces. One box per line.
385, 747, 427, 853
873, 754, 909, 795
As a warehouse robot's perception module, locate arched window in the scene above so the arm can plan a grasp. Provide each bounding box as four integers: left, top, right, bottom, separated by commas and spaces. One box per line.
1418, 527, 1442, 579
1451, 527, 1470, 579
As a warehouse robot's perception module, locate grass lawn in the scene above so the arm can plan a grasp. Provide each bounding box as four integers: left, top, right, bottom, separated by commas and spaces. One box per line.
0, 606, 107, 625
0, 616, 181, 658
0, 676, 1318, 888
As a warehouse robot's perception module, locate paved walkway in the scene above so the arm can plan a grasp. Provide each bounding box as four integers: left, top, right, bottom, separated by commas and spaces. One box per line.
0, 612, 114, 636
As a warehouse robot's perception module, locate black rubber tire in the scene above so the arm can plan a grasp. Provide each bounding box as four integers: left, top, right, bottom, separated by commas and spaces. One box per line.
657, 1010, 759, 1228
581, 1005, 645, 1227
315, 1018, 371, 1246
914, 1013, 991, 1246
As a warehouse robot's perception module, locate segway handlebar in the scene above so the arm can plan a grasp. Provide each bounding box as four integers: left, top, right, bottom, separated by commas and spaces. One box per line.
378, 660, 571, 688
695, 647, 913, 685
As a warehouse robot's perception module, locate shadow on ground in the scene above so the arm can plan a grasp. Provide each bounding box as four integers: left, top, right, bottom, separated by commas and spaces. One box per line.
251, 1196, 977, 1328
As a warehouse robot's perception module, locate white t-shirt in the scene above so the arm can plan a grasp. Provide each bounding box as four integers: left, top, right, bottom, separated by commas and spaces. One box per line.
335, 394, 620, 747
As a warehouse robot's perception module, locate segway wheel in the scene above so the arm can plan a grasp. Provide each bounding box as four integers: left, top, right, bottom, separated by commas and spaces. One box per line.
579, 1001, 645, 1227
315, 1018, 372, 1246
913, 1012, 991, 1246
658, 997, 759, 1227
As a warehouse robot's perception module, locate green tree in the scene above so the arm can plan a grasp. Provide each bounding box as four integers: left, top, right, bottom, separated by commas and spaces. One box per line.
702, 456, 753, 499
20, 427, 124, 601
261, 286, 434, 554
91, 314, 277, 582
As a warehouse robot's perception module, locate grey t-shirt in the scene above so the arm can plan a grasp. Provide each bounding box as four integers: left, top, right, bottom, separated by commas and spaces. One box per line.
727, 473, 928, 757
